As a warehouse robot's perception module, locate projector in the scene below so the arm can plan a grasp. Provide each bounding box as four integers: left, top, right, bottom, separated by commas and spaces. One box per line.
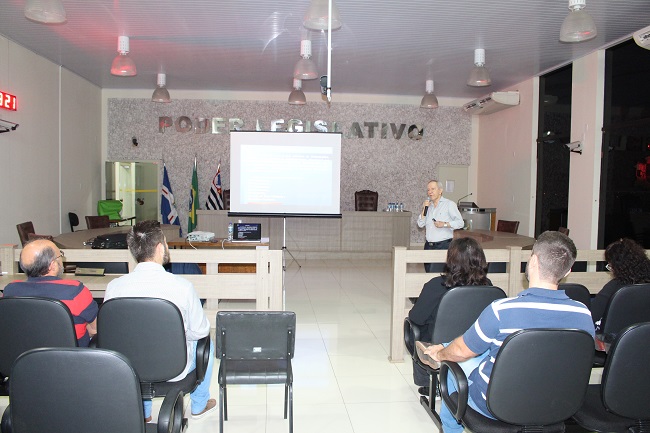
634, 25, 650, 50
186, 231, 215, 242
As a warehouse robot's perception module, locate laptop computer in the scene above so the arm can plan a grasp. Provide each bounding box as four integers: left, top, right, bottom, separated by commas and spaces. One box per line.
232, 223, 262, 242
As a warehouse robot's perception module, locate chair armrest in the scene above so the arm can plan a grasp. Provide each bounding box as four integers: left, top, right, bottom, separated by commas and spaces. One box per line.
157, 387, 184, 433
2, 405, 12, 433
439, 361, 469, 423
195, 335, 211, 383
403, 317, 422, 357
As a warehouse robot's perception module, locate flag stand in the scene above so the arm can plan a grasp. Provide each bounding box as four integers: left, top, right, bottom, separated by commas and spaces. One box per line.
282, 217, 301, 270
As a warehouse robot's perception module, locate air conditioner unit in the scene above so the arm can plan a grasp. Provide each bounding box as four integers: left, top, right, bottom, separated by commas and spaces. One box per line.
634, 25, 650, 50
462, 91, 520, 115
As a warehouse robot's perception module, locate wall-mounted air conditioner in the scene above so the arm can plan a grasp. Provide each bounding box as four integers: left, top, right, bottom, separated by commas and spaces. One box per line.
462, 91, 520, 115
634, 25, 650, 50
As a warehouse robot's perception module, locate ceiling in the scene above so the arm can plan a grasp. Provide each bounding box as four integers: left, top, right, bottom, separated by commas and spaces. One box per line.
1, 0, 649, 102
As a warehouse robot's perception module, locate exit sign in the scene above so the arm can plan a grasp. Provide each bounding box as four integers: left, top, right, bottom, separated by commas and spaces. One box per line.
0, 90, 17, 111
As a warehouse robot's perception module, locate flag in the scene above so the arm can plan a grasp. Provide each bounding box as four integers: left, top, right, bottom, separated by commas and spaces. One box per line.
161, 163, 182, 236
206, 162, 224, 210
188, 157, 199, 233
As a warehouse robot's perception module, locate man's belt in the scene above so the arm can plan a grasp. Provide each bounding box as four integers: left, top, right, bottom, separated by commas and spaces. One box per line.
427, 239, 452, 247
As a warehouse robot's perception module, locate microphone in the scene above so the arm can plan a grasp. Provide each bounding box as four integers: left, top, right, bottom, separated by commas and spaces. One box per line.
457, 192, 473, 206
423, 198, 430, 216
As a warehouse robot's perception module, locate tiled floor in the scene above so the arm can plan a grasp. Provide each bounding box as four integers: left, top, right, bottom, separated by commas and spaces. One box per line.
0, 259, 439, 432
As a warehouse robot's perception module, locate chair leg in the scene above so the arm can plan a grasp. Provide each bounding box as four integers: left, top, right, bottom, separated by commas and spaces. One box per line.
284, 384, 288, 419
289, 383, 293, 433
219, 385, 225, 433
223, 385, 228, 421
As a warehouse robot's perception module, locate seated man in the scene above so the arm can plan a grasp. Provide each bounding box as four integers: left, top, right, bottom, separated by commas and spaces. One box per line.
104, 220, 215, 422
3, 239, 98, 347
422, 231, 595, 433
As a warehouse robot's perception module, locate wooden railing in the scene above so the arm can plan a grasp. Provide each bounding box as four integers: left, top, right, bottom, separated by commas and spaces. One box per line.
0, 245, 283, 328
389, 246, 612, 362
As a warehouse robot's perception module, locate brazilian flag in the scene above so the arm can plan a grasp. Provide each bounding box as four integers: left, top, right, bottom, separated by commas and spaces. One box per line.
188, 158, 198, 233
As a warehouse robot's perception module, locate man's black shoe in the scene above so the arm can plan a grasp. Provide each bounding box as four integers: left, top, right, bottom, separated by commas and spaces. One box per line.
418, 386, 430, 396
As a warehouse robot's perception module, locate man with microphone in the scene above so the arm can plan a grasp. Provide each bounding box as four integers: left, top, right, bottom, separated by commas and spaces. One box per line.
417, 180, 464, 272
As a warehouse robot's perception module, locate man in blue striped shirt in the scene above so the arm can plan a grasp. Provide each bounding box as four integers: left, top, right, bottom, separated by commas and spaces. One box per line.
423, 231, 595, 433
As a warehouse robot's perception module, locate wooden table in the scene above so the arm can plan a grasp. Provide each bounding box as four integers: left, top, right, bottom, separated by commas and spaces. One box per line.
54, 225, 181, 249
167, 238, 269, 273
454, 229, 535, 249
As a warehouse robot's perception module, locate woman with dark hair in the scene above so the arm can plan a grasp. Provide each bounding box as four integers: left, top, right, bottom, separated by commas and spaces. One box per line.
408, 237, 491, 393
591, 238, 650, 330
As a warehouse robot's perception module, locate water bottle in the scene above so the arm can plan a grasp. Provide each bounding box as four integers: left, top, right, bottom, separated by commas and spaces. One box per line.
227, 222, 233, 241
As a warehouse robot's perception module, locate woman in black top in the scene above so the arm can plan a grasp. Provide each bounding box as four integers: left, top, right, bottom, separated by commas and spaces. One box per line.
591, 238, 650, 331
408, 237, 491, 390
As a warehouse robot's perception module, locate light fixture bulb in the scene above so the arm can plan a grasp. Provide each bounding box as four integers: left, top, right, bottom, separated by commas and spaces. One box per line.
303, 0, 342, 31
420, 80, 439, 109
24, 0, 67, 24
111, 36, 137, 77
467, 48, 491, 87
288, 79, 306, 105
152, 73, 171, 103
294, 40, 319, 80
560, 0, 597, 43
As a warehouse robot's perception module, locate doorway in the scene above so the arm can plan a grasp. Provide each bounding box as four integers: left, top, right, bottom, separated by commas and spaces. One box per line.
105, 161, 160, 223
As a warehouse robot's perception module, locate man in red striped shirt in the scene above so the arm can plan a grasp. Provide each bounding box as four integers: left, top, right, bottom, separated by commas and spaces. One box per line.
3, 239, 98, 346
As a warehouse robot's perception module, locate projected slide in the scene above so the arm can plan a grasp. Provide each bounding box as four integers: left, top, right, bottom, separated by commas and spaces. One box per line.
230, 131, 342, 216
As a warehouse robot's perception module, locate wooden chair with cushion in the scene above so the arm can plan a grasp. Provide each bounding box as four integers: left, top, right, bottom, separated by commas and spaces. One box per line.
16, 222, 53, 246
85, 215, 110, 229
496, 220, 520, 234
354, 190, 379, 211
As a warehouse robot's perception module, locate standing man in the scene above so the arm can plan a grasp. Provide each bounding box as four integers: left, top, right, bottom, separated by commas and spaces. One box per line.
104, 220, 216, 422
3, 239, 98, 347
417, 180, 464, 272
422, 231, 595, 433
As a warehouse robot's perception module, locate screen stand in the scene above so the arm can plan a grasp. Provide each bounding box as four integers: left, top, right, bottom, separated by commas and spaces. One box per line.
282, 217, 302, 270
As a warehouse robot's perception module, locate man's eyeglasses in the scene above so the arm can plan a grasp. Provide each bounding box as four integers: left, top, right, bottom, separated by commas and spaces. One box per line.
54, 250, 65, 260
605, 263, 612, 272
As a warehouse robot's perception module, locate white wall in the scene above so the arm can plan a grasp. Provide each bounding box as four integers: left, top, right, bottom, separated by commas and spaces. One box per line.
0, 36, 102, 245
475, 78, 539, 236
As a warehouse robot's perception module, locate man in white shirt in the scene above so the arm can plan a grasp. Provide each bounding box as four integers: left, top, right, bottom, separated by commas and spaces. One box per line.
104, 220, 216, 422
417, 180, 464, 272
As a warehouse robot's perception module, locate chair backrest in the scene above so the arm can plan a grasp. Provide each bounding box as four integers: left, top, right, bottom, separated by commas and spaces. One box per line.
354, 190, 379, 211
600, 283, 650, 339
85, 215, 110, 229
8, 347, 145, 433
223, 189, 231, 210
0, 297, 78, 381
68, 212, 79, 232
558, 227, 570, 236
15, 222, 35, 246
487, 328, 594, 426
496, 219, 520, 234
216, 311, 296, 360
432, 286, 506, 344
96, 298, 188, 382
97, 199, 123, 220
560, 283, 591, 308
600, 322, 650, 420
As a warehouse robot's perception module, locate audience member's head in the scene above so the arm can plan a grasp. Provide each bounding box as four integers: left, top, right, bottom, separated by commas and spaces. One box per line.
127, 220, 169, 264
530, 231, 577, 284
19, 239, 63, 278
443, 237, 490, 288
605, 238, 650, 285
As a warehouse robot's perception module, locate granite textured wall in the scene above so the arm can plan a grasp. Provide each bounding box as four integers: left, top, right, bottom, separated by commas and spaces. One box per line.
107, 99, 471, 243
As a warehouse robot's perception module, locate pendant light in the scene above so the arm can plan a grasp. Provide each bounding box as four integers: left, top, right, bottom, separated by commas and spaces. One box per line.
559, 0, 597, 43
294, 39, 318, 80
152, 73, 171, 103
24, 0, 66, 24
288, 79, 306, 105
420, 80, 439, 109
467, 49, 491, 87
303, 0, 342, 31
111, 36, 137, 77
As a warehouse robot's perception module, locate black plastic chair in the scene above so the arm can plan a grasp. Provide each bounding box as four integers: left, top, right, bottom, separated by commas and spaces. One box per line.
0, 297, 78, 396
68, 212, 79, 232
216, 311, 296, 433
594, 283, 650, 366
96, 298, 211, 430
572, 322, 650, 433
440, 328, 595, 433
404, 285, 506, 427
1, 347, 182, 433
560, 283, 592, 308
